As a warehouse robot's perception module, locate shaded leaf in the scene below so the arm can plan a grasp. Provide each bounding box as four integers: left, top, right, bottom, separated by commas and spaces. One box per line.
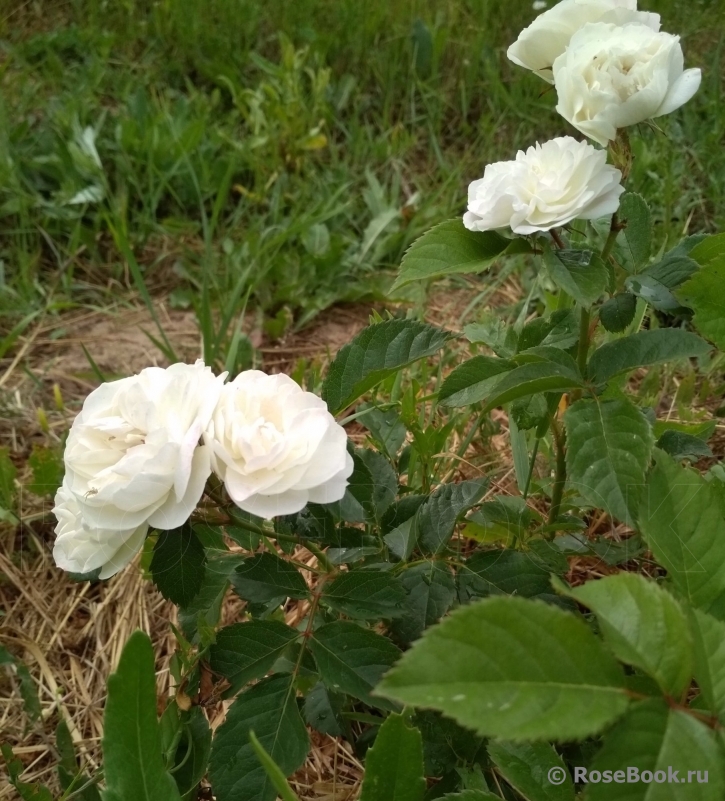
308, 621, 401, 708
416, 479, 488, 554
586, 698, 725, 801
321, 571, 406, 619
209, 675, 309, 801
657, 430, 713, 462
390, 562, 456, 645
544, 245, 608, 306
564, 398, 653, 526
599, 293, 637, 333
618, 192, 651, 271
231, 552, 309, 605
487, 740, 574, 801
150, 524, 206, 608
303, 681, 344, 737
678, 253, 725, 349
208, 621, 299, 695
360, 713, 425, 801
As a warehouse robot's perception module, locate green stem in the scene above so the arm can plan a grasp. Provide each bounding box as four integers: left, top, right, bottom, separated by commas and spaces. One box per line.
601, 212, 620, 262
303, 540, 335, 573
547, 419, 567, 529
522, 437, 540, 500
576, 306, 591, 377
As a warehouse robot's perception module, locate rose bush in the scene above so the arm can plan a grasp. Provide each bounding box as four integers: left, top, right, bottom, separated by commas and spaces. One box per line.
204, 370, 354, 517
507, 0, 659, 81
28, 2, 725, 801
463, 136, 624, 234
553, 22, 702, 145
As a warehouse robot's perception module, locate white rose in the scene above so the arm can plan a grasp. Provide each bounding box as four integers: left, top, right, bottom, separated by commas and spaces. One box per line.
508, 0, 660, 82
53, 482, 149, 579
553, 22, 702, 146
463, 136, 624, 235
62, 360, 226, 533
205, 371, 354, 518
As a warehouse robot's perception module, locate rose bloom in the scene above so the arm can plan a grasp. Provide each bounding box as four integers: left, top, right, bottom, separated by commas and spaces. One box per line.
53, 482, 149, 578
508, 0, 659, 82
553, 22, 702, 146
205, 371, 354, 518
57, 361, 226, 559
463, 136, 624, 235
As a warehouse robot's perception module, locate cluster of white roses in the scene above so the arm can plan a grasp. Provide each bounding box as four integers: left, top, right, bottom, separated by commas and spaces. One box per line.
53, 362, 354, 578
464, 0, 701, 234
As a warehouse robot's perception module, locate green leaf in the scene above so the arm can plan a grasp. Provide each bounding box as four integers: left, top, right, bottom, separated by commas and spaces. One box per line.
209, 675, 309, 801
27, 445, 64, 496
322, 320, 450, 414
481, 362, 584, 414
321, 570, 407, 619
415, 711, 486, 778
438, 356, 515, 407
376, 596, 629, 742
691, 610, 725, 720
440, 794, 501, 801
543, 245, 608, 306
383, 495, 427, 561
639, 452, 725, 613
656, 430, 713, 462
102, 631, 181, 801
564, 398, 654, 526
0, 446, 17, 513
458, 550, 552, 602
678, 253, 725, 349
587, 329, 710, 384
618, 192, 651, 271
2, 744, 54, 801
248, 731, 301, 801
625, 273, 684, 312
360, 713, 426, 801
150, 524, 206, 607
586, 698, 725, 801
390, 562, 456, 645
564, 572, 693, 696
172, 707, 212, 798
599, 293, 637, 333
487, 740, 574, 801
391, 219, 515, 291
416, 479, 488, 554
208, 621, 300, 695
231, 552, 310, 604
303, 681, 344, 736
689, 232, 725, 266
178, 552, 244, 641
464, 315, 518, 358
359, 402, 408, 457
355, 448, 397, 522
308, 621, 401, 708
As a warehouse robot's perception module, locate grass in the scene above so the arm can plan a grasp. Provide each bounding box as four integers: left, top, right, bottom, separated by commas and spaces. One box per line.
1, 0, 723, 361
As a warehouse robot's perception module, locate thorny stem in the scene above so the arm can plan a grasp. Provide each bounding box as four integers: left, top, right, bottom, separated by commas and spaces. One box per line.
550, 228, 566, 249
547, 418, 567, 529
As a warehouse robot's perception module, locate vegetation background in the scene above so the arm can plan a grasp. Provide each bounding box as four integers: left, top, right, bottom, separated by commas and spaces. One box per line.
0, 0, 723, 796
